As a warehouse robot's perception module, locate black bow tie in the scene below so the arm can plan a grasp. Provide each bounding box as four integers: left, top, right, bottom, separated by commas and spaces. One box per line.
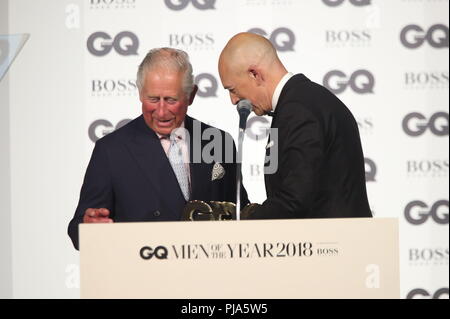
266, 111, 275, 117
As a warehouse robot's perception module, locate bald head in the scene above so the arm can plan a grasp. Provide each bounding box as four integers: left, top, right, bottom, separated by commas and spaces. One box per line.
219, 32, 281, 75
218, 32, 288, 115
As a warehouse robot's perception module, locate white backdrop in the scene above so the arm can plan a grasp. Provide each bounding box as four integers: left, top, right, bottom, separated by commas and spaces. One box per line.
0, 0, 448, 299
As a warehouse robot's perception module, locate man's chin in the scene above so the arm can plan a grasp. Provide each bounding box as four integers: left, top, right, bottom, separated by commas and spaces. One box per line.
253, 109, 264, 116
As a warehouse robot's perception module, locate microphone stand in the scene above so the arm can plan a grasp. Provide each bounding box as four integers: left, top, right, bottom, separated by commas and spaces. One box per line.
236, 127, 245, 221
235, 99, 251, 221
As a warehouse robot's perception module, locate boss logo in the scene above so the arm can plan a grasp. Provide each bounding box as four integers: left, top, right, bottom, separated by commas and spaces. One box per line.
404, 72, 449, 86
402, 112, 449, 137
323, 70, 375, 94
91, 79, 137, 94
404, 200, 449, 225
248, 27, 296, 52
249, 164, 263, 178
356, 117, 374, 134
245, 0, 294, 5
400, 24, 449, 49
325, 30, 371, 44
169, 33, 214, 48
407, 160, 449, 175
164, 0, 215, 11
139, 246, 169, 260
322, 0, 371, 7
406, 288, 449, 299
87, 31, 139, 56
195, 73, 218, 97
88, 119, 131, 142
409, 248, 449, 263
365, 158, 377, 182
90, 0, 136, 6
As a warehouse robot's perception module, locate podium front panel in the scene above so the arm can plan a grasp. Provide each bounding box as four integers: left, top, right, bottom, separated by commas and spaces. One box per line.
80, 218, 399, 298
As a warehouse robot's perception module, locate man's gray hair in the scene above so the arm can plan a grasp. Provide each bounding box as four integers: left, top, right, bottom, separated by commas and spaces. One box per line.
136, 47, 195, 96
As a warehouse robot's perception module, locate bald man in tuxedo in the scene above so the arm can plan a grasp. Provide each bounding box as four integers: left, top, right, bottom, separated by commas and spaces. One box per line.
218, 32, 371, 219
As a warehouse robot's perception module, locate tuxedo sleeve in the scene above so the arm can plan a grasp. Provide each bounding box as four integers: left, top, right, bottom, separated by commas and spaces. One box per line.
251, 103, 324, 219
68, 140, 114, 250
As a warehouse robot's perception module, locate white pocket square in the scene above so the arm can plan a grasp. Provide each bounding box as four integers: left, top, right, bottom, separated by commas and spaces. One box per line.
212, 163, 225, 181
266, 140, 275, 149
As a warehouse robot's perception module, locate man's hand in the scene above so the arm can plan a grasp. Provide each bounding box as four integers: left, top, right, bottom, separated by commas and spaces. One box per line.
240, 203, 261, 219
83, 208, 113, 223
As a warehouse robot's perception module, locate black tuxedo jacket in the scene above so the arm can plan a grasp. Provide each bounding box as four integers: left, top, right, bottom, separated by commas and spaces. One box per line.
252, 74, 371, 219
68, 115, 249, 249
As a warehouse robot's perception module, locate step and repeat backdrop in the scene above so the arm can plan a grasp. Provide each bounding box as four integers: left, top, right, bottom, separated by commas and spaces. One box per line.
2, 0, 448, 298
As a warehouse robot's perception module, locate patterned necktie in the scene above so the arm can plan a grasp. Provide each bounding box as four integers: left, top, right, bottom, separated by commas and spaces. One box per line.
167, 134, 190, 201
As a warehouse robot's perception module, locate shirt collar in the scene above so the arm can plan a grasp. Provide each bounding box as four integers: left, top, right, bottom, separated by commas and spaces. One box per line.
272, 72, 294, 112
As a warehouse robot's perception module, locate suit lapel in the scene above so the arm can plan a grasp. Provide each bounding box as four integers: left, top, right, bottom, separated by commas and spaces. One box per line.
125, 116, 185, 219
185, 116, 212, 201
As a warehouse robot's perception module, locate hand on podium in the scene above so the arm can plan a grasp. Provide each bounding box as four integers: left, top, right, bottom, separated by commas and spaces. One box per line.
83, 208, 113, 223
240, 203, 261, 219
182, 201, 235, 221
182, 201, 261, 221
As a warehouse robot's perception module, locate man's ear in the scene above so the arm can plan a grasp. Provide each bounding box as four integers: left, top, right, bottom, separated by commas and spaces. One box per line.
248, 67, 264, 85
189, 85, 198, 105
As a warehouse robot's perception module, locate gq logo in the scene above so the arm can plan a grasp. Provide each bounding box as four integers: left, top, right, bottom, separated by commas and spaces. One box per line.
195, 73, 218, 97
87, 31, 139, 56
400, 24, 449, 49
323, 70, 375, 94
88, 119, 131, 142
248, 27, 295, 52
364, 158, 376, 182
246, 116, 270, 141
404, 200, 449, 225
139, 246, 169, 260
164, 0, 216, 10
406, 288, 449, 299
402, 112, 449, 137
322, 0, 371, 6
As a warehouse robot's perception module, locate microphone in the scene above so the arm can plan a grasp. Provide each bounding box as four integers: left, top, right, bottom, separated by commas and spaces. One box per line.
236, 99, 252, 131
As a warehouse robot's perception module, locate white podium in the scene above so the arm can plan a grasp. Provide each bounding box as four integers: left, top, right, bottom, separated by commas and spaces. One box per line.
80, 218, 399, 298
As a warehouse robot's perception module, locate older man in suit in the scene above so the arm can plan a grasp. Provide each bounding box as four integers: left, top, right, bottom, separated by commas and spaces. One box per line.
68, 48, 249, 250
218, 32, 371, 219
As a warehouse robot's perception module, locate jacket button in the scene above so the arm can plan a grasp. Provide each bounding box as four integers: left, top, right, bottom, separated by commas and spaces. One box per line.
153, 210, 161, 217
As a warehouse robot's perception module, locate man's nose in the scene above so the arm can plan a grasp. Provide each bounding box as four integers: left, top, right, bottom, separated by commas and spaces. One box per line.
230, 92, 240, 105
155, 100, 168, 116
